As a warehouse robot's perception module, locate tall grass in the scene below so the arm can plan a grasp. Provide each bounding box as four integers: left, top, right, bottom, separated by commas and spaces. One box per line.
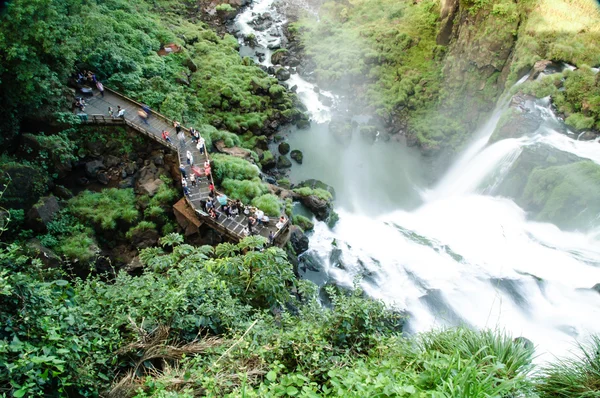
537, 336, 600, 397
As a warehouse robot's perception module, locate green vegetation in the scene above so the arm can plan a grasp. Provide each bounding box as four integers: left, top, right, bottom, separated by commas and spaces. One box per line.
293, 214, 314, 231
69, 188, 138, 230
295, 0, 442, 118
251, 193, 282, 216
0, 0, 304, 149
2, 230, 597, 396
537, 336, 600, 397
520, 66, 600, 131
294, 186, 333, 201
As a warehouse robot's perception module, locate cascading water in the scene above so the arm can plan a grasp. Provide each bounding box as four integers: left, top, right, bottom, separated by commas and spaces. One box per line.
233, 0, 600, 361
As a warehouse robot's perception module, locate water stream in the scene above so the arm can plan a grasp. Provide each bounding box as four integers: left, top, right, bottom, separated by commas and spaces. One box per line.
233, 0, 600, 360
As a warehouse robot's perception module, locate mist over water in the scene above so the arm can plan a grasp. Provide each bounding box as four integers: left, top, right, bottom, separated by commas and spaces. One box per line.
234, 0, 600, 361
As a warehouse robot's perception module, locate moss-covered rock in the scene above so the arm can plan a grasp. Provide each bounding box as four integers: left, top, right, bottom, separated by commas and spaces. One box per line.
278, 142, 291, 155
260, 150, 276, 170
488, 93, 543, 144
0, 161, 52, 210
520, 160, 600, 230
290, 149, 303, 164
277, 155, 292, 169
293, 214, 314, 231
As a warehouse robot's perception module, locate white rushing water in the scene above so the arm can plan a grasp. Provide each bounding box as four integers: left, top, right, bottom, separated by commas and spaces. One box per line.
234, 0, 600, 361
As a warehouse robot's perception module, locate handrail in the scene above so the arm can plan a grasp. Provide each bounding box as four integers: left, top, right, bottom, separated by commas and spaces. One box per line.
84, 87, 290, 243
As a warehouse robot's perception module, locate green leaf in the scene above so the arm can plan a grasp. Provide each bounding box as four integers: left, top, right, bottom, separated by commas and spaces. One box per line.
54, 280, 69, 286
266, 370, 277, 382
14, 389, 27, 398
286, 386, 299, 396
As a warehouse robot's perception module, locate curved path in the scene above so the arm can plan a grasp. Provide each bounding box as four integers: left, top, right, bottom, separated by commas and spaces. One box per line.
79, 87, 289, 243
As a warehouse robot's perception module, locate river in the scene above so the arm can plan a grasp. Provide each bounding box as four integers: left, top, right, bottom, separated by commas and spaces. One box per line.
233, 0, 600, 360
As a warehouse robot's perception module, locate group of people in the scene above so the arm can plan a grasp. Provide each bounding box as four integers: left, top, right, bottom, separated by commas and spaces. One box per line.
108, 105, 125, 119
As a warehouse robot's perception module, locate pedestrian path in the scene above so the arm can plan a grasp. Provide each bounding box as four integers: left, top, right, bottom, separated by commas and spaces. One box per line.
80, 87, 289, 242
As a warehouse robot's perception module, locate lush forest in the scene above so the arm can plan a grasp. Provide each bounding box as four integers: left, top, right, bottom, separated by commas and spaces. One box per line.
1, 0, 600, 395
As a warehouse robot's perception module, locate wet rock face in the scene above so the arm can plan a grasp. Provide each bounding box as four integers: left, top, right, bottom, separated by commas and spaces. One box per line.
289, 225, 309, 255
275, 66, 291, 81
488, 92, 543, 144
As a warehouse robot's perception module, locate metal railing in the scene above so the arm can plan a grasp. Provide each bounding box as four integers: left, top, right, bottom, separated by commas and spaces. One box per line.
84, 88, 290, 243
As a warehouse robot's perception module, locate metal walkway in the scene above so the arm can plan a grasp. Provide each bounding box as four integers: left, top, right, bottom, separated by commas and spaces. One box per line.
79, 87, 289, 242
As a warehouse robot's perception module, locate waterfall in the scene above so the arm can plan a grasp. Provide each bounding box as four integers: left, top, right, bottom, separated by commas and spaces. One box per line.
233, 0, 600, 362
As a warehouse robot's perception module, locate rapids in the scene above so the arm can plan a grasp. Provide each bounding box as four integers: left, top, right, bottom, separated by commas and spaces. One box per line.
233, 0, 600, 360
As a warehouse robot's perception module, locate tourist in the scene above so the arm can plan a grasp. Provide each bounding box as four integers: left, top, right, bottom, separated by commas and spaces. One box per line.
179, 163, 187, 178
116, 106, 125, 119
208, 183, 215, 197
142, 104, 151, 118
174, 121, 182, 134
268, 231, 275, 246
247, 216, 256, 234
181, 177, 187, 187
276, 216, 287, 230
230, 204, 239, 217
261, 214, 270, 225
108, 106, 113, 117
186, 150, 193, 165
96, 81, 104, 97
206, 199, 214, 211
183, 185, 190, 197
190, 174, 196, 187
204, 164, 211, 177
255, 209, 265, 226
162, 130, 172, 143
190, 128, 199, 143
138, 109, 149, 125
196, 136, 205, 155
222, 204, 232, 218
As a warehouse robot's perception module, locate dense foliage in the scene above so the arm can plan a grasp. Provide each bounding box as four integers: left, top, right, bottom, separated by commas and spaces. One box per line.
2, 232, 599, 397
295, 0, 600, 152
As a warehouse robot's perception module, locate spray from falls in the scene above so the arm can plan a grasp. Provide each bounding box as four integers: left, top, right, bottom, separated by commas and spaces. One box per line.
233, 0, 600, 361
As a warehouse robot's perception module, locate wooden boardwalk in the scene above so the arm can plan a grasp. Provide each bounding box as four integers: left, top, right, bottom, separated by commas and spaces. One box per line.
78, 87, 289, 243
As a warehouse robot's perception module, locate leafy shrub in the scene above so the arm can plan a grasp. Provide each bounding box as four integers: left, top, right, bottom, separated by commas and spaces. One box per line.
221, 178, 268, 204
56, 232, 98, 262
69, 188, 138, 230
293, 214, 314, 231
216, 3, 235, 12
293, 187, 333, 201
251, 194, 281, 216
212, 154, 260, 182
126, 221, 157, 239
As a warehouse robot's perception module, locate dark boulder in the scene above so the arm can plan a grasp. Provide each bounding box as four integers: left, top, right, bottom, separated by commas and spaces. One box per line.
278, 142, 290, 155
97, 171, 110, 185
275, 67, 291, 81
299, 194, 331, 221
130, 227, 160, 249
105, 155, 120, 168
277, 155, 292, 169
26, 239, 61, 269
488, 93, 543, 143
290, 149, 303, 164
53, 185, 73, 200
85, 159, 105, 178
289, 225, 309, 255
271, 49, 288, 65
329, 247, 344, 269
26, 196, 60, 232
